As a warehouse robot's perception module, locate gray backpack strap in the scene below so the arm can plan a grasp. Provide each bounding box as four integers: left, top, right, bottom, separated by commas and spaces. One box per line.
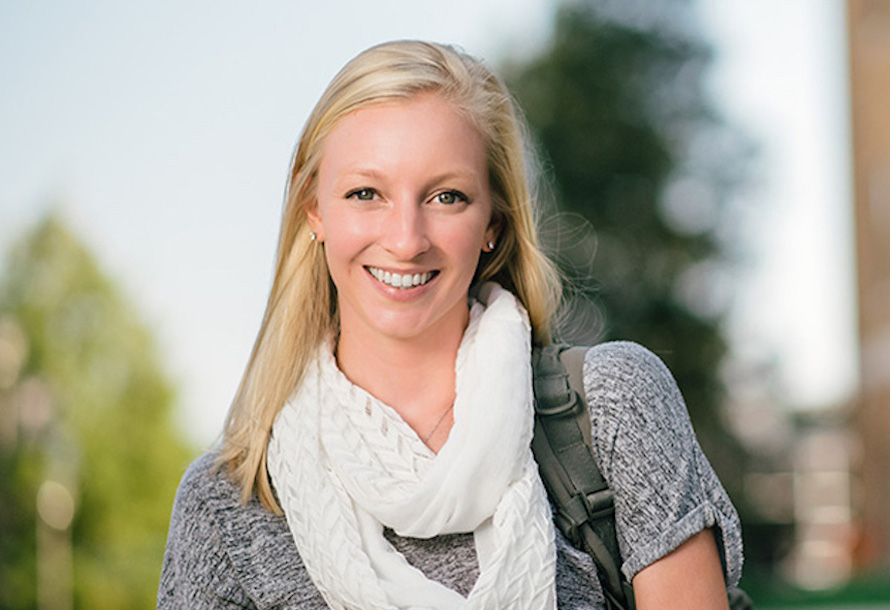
532, 345, 636, 610
556, 345, 592, 448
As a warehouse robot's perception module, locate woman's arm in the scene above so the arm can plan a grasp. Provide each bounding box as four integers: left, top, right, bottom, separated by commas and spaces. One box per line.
582, 342, 744, 604
632, 528, 730, 610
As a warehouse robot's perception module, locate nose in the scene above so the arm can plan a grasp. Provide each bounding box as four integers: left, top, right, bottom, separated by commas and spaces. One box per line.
381, 199, 430, 260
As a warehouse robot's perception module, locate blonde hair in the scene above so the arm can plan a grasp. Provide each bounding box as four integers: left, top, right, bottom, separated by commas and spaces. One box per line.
219, 40, 562, 511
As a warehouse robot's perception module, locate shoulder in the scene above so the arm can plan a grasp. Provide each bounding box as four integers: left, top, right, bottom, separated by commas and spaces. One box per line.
167, 450, 296, 565
582, 341, 673, 383
579, 342, 692, 466
173, 451, 237, 506
165, 453, 228, 538
163, 452, 254, 570
161, 452, 320, 609
581, 341, 682, 404
166, 452, 249, 535
160, 452, 248, 607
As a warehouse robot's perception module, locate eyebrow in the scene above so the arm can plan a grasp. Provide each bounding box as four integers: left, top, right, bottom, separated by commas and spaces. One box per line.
338, 167, 386, 181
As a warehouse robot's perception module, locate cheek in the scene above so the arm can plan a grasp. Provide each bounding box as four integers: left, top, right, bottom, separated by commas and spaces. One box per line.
322, 232, 361, 275
440, 222, 487, 274
319, 206, 368, 253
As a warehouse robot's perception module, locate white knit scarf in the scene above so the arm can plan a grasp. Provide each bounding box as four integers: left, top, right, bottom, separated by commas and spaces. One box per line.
267, 283, 557, 609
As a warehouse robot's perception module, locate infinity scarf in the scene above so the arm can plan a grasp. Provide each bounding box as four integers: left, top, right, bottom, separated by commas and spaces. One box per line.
267, 283, 556, 609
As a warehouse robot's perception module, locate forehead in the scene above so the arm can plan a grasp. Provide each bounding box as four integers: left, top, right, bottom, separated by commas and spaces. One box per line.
317, 94, 487, 177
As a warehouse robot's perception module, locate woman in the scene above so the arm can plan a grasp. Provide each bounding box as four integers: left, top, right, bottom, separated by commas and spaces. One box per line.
159, 40, 742, 609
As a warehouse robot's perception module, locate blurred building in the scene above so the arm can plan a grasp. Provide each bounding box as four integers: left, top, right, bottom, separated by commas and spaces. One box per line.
847, 0, 890, 571
724, 360, 856, 589
787, 413, 856, 589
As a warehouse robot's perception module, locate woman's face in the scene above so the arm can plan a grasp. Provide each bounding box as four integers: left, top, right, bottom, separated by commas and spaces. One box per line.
309, 93, 498, 347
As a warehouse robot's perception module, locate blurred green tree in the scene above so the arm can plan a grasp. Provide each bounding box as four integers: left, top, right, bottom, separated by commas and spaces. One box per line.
0, 213, 193, 609
506, 0, 758, 549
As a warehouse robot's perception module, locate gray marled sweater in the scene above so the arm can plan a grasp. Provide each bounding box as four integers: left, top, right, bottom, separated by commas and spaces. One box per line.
159, 342, 742, 609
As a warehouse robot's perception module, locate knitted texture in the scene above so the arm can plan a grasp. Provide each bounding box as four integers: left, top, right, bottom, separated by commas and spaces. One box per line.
159, 342, 743, 609
581, 342, 743, 585
267, 283, 557, 609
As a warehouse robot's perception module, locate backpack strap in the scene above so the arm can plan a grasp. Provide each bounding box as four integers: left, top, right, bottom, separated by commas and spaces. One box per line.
532, 344, 636, 610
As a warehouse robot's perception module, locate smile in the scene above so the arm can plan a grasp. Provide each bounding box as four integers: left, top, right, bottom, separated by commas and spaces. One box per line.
366, 266, 436, 289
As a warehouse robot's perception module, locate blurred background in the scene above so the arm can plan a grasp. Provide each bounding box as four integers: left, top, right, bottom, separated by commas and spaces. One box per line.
1, 0, 888, 607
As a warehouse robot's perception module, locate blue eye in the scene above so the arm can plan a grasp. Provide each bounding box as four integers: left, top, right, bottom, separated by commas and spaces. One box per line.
435, 190, 467, 205
348, 188, 376, 201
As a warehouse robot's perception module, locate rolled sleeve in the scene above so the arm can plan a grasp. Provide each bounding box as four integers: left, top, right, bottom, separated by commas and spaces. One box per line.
582, 341, 743, 586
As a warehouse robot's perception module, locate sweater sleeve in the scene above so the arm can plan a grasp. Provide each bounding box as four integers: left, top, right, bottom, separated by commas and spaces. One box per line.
158, 454, 258, 610
582, 341, 743, 586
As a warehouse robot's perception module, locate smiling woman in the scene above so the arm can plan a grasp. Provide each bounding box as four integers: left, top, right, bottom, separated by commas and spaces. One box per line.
158, 40, 743, 610
308, 94, 499, 447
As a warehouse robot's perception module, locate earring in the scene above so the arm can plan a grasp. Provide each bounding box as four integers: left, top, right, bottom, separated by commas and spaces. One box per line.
310, 231, 317, 241
486, 241, 496, 251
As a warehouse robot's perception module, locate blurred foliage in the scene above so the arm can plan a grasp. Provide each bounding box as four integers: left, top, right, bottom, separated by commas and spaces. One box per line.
0, 213, 193, 609
505, 0, 772, 574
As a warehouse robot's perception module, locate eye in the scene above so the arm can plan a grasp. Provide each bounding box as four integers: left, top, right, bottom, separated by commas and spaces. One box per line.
347, 188, 377, 201
434, 190, 468, 205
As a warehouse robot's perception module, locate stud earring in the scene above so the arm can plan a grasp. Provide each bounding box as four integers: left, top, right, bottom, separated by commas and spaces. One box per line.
486, 241, 496, 251
310, 231, 318, 241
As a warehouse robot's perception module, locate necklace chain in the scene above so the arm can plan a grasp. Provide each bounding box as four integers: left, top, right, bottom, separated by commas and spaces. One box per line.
423, 403, 454, 443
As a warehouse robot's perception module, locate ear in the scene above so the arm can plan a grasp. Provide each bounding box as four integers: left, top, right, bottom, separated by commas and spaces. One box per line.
305, 202, 324, 243
482, 216, 504, 252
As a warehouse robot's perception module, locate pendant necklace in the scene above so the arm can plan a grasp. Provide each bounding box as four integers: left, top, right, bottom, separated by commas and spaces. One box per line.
423, 403, 455, 443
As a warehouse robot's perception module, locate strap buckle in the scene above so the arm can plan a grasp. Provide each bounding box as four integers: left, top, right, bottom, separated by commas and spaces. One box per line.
554, 488, 615, 545
534, 387, 585, 418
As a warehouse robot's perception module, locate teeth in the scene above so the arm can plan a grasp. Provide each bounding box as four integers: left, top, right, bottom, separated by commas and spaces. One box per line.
368, 267, 433, 289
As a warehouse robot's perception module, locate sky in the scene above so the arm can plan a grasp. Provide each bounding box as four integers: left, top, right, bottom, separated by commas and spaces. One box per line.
0, 0, 858, 446
696, 0, 857, 409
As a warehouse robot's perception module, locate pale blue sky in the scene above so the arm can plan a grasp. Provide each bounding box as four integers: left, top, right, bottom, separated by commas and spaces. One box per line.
0, 0, 856, 445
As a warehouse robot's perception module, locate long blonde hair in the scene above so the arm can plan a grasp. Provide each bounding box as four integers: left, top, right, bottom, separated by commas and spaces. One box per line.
219, 40, 562, 511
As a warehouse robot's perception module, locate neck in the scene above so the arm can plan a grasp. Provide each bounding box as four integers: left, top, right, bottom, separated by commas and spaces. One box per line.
335, 322, 464, 445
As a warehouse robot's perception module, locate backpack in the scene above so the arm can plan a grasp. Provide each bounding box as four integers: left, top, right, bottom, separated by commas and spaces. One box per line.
531, 344, 753, 610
